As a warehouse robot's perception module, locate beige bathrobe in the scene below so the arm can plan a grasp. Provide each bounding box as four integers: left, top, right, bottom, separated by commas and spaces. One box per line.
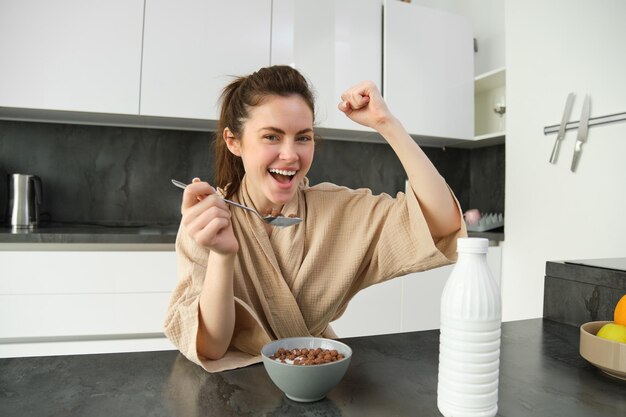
164, 177, 467, 372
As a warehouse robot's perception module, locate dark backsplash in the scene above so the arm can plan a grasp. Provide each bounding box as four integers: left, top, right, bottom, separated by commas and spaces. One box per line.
0, 120, 504, 226
469, 144, 505, 214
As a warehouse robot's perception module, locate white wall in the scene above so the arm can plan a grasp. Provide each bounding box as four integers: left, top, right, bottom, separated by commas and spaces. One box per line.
503, 0, 626, 321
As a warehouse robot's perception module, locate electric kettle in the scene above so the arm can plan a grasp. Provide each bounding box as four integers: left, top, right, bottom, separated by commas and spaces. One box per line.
7, 173, 43, 229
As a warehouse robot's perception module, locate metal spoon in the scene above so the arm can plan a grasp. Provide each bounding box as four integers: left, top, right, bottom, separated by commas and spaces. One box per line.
171, 179, 302, 228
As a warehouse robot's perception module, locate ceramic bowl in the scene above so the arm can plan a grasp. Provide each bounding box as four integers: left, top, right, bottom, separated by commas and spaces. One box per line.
580, 321, 626, 380
261, 337, 352, 402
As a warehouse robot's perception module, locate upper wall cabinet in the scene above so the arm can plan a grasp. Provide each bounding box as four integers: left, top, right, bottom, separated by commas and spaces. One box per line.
0, 0, 474, 144
140, 0, 272, 120
271, 0, 382, 131
0, 0, 144, 114
383, 0, 474, 140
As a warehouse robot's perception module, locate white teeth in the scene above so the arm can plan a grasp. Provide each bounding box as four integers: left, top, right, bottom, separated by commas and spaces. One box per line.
269, 168, 296, 176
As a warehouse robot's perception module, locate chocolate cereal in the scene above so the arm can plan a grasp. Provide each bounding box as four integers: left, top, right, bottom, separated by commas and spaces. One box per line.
269, 347, 345, 365
262, 208, 297, 218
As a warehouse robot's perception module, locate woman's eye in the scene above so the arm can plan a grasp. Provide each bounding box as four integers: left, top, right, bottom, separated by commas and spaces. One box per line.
264, 135, 279, 142
297, 136, 312, 142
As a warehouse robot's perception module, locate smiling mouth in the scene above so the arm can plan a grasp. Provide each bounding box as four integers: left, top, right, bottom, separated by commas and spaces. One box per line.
268, 168, 297, 184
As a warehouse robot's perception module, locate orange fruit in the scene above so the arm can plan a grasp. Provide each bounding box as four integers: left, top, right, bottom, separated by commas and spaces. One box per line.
614, 294, 626, 326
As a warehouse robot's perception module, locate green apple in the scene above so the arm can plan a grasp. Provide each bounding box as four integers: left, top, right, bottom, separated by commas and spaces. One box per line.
596, 323, 626, 343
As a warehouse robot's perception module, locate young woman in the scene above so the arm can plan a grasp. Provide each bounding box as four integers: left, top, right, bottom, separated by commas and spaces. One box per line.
164, 65, 466, 372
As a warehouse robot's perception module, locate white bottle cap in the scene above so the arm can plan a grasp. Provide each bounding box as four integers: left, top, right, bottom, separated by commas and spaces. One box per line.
457, 237, 489, 253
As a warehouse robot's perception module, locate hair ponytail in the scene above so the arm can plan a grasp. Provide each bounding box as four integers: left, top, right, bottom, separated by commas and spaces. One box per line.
215, 77, 246, 199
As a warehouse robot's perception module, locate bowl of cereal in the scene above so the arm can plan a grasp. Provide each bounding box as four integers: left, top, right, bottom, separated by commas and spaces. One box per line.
260, 337, 352, 402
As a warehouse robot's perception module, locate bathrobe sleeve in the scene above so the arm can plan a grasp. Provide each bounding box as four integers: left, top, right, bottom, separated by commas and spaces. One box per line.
163, 226, 271, 373
301, 182, 467, 309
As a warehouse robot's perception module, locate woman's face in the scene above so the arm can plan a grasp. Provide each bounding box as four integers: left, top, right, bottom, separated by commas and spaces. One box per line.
225, 94, 315, 213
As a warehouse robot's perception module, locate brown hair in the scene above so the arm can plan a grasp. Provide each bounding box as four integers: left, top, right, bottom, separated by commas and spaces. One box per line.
215, 65, 316, 199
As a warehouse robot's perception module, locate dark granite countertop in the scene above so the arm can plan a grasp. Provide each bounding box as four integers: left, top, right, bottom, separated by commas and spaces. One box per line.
1, 319, 624, 417
0, 223, 178, 244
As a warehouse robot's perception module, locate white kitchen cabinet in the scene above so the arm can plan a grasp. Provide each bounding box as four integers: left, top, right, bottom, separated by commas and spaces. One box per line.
140, 0, 272, 120
401, 245, 502, 332
332, 245, 502, 337
400, 264, 454, 332
383, 0, 474, 140
0, 0, 475, 144
330, 278, 402, 338
271, 0, 382, 131
0, 251, 178, 357
0, 0, 144, 114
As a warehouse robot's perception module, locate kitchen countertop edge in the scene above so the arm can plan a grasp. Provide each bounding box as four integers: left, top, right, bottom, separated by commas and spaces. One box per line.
0, 224, 178, 247
546, 259, 626, 290
0, 226, 504, 247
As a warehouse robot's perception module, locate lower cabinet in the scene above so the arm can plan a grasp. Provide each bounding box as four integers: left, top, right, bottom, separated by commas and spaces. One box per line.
0, 250, 178, 357
1, 245, 503, 354
331, 245, 502, 337
330, 278, 404, 338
